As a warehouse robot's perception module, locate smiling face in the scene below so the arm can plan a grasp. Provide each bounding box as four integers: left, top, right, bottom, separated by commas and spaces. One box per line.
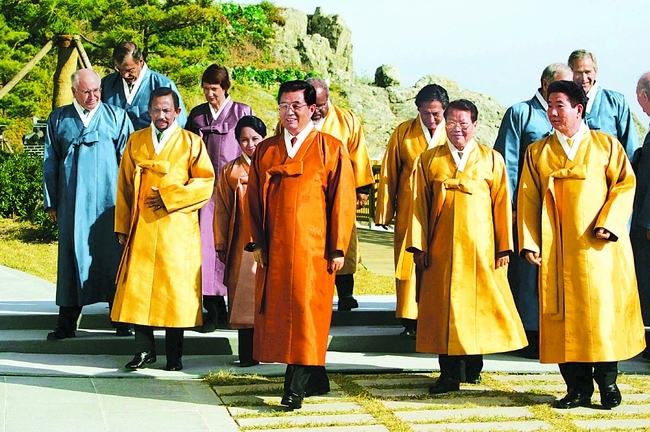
149, 94, 181, 132
547, 91, 584, 136
571, 57, 598, 94
444, 108, 477, 150
238, 126, 264, 157
418, 100, 445, 132
202, 83, 227, 109
278, 90, 316, 136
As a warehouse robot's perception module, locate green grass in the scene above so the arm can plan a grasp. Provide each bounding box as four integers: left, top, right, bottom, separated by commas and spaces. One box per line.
0, 218, 57, 282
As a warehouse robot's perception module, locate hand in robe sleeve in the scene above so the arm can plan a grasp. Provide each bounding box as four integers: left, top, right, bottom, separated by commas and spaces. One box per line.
517, 147, 543, 256
490, 152, 514, 254
213, 165, 235, 252
375, 129, 400, 225
405, 155, 431, 255
494, 107, 523, 209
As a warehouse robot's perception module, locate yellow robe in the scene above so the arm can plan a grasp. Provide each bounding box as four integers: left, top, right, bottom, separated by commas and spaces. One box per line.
112, 126, 215, 328
407, 143, 527, 355
375, 116, 446, 319
518, 131, 645, 363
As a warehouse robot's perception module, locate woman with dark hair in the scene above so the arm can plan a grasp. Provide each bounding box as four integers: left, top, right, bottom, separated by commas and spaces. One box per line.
214, 116, 266, 366
186, 65, 253, 332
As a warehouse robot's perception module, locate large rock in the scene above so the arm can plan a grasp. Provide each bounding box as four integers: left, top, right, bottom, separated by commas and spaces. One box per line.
375, 65, 400, 88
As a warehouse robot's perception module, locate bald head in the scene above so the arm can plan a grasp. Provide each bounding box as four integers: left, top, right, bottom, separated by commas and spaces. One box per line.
71, 68, 101, 110
637, 72, 650, 117
540, 63, 572, 99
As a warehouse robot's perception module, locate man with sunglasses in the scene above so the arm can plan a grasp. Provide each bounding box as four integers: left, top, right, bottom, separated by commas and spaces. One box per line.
102, 41, 187, 130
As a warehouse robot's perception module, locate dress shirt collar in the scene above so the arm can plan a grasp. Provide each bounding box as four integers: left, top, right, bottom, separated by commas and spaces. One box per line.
446, 138, 475, 172
122, 63, 148, 104
73, 99, 100, 128
419, 116, 445, 148
208, 96, 232, 122
585, 82, 599, 114
534, 90, 548, 110
151, 121, 179, 155
284, 121, 315, 159
555, 121, 588, 161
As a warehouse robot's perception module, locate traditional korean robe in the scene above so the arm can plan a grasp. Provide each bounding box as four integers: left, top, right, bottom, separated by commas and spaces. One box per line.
111, 126, 215, 327
375, 116, 446, 319
631, 129, 650, 324
247, 129, 356, 365
186, 100, 252, 297
43, 102, 132, 307
494, 92, 553, 331
406, 143, 527, 355
518, 130, 644, 363
214, 155, 256, 329
585, 86, 638, 159
101, 67, 187, 130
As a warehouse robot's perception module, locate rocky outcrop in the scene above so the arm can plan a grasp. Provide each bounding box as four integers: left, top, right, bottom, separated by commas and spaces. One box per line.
374, 65, 400, 88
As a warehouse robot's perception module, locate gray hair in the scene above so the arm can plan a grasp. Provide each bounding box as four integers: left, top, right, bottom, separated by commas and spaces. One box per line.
541, 62, 572, 84
71, 68, 101, 89
638, 71, 650, 96
568, 49, 598, 70
305, 77, 329, 98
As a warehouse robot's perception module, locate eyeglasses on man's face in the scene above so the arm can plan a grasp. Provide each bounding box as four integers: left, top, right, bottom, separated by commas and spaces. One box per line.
445, 121, 472, 131
278, 103, 308, 113
75, 87, 101, 96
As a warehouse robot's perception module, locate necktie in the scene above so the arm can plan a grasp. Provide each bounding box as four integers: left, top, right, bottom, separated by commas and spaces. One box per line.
157, 131, 164, 143
83, 109, 90, 117
458, 151, 463, 159
566, 138, 574, 147
291, 137, 297, 147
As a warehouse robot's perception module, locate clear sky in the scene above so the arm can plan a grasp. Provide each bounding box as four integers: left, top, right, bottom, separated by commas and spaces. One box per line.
241, 0, 650, 119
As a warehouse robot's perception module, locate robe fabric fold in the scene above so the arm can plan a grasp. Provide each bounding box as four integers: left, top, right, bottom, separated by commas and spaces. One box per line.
375, 116, 446, 319
112, 126, 215, 328
631, 130, 650, 324
585, 86, 638, 159
187, 101, 253, 297
214, 156, 256, 329
43, 102, 133, 307
517, 131, 644, 363
247, 129, 356, 366
101, 68, 187, 130
406, 144, 527, 355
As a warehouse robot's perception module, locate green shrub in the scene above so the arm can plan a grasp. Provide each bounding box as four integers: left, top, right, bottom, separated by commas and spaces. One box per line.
231, 66, 315, 88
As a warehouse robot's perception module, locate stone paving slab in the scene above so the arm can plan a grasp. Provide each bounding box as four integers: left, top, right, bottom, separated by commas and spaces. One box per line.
219, 392, 346, 406
491, 374, 564, 382
382, 396, 515, 409
511, 383, 634, 393
394, 406, 534, 422
229, 401, 362, 416
213, 381, 340, 396
411, 420, 553, 431
553, 403, 650, 415
254, 426, 389, 432
353, 376, 434, 387
367, 385, 490, 398
574, 418, 650, 429
622, 393, 650, 402
236, 413, 376, 428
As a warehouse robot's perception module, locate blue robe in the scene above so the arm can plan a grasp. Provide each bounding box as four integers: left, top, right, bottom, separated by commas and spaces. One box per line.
494, 93, 552, 331
101, 67, 187, 131
43, 102, 133, 307
586, 86, 639, 159
631, 129, 650, 324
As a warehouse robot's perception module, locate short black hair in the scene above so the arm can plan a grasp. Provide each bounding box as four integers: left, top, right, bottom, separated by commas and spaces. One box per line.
444, 99, 478, 123
415, 84, 449, 109
235, 115, 267, 141
547, 80, 588, 119
113, 42, 142, 64
148, 87, 179, 110
277, 80, 316, 105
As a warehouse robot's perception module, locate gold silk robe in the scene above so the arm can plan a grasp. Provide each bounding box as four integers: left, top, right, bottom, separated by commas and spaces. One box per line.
112, 126, 215, 328
375, 116, 447, 319
518, 131, 645, 363
214, 156, 256, 329
247, 129, 356, 366
406, 143, 527, 355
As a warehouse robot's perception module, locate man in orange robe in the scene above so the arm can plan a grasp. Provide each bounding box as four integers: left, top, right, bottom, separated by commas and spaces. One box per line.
518, 80, 644, 409
375, 84, 449, 338
247, 80, 356, 409
113, 87, 215, 372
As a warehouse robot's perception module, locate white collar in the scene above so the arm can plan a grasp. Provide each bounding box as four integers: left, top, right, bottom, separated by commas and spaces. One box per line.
209, 96, 232, 122
534, 90, 548, 110
122, 63, 149, 104
72, 99, 100, 128
241, 153, 251, 165
284, 122, 315, 159
585, 82, 599, 114
419, 116, 445, 148
446, 138, 475, 172
555, 122, 588, 161
151, 121, 179, 155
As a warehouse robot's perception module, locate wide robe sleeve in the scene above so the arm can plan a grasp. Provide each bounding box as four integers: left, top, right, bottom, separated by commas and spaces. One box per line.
490, 151, 514, 254
614, 94, 639, 160
114, 108, 133, 163
635, 135, 650, 229
405, 155, 431, 254
494, 106, 523, 209
115, 138, 136, 235
517, 145, 543, 255
345, 110, 374, 189
214, 163, 236, 252
159, 135, 215, 213
43, 111, 62, 210
374, 126, 401, 225
326, 141, 357, 255
247, 139, 268, 250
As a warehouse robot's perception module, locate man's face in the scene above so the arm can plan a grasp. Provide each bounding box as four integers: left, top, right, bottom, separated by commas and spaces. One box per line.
115, 54, 144, 85
444, 108, 477, 149
202, 83, 227, 108
637, 87, 650, 117
72, 72, 101, 111
311, 86, 329, 122
278, 90, 316, 135
571, 57, 598, 94
547, 92, 583, 136
417, 100, 445, 131
149, 94, 181, 132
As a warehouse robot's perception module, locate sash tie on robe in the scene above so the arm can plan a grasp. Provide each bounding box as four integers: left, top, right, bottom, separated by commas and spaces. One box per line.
198, 122, 229, 137
540, 164, 587, 320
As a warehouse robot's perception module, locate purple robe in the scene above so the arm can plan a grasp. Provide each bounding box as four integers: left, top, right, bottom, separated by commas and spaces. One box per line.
186, 99, 253, 296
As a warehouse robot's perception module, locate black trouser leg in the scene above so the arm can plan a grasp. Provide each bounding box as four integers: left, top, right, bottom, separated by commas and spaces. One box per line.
134, 325, 156, 353
463, 355, 484, 382
284, 364, 312, 398
57, 305, 82, 332
593, 361, 618, 388
203, 295, 218, 326
165, 328, 184, 362
216, 296, 227, 324
559, 362, 594, 394
335, 274, 354, 298
238, 328, 255, 364
402, 318, 417, 331
438, 354, 461, 383
306, 366, 330, 396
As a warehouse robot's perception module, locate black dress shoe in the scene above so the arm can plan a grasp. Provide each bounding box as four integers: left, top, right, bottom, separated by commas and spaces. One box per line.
239, 359, 260, 368
164, 359, 183, 371
125, 351, 157, 369
280, 392, 303, 409
642, 348, 650, 361
428, 377, 460, 394
399, 327, 416, 340
200, 322, 217, 333
600, 383, 622, 409
337, 296, 359, 312
463, 374, 482, 384
47, 327, 75, 341
553, 388, 592, 409
115, 328, 133, 337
